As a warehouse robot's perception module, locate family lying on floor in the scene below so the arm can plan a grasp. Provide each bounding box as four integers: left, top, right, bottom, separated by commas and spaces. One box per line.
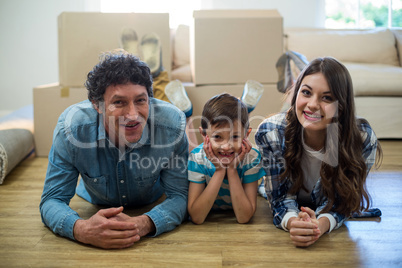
39, 32, 382, 249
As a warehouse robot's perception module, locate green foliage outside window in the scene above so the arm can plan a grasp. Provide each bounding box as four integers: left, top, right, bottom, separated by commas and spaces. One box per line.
326, 1, 402, 28
392, 8, 402, 27
361, 3, 388, 27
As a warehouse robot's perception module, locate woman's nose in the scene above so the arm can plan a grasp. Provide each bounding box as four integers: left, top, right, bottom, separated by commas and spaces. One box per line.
307, 96, 320, 111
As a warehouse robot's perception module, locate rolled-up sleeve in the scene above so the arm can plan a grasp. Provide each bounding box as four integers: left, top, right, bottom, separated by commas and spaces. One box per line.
255, 115, 299, 229
144, 131, 189, 236
39, 121, 82, 240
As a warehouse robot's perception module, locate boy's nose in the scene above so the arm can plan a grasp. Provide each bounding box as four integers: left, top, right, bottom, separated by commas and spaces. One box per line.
221, 142, 233, 150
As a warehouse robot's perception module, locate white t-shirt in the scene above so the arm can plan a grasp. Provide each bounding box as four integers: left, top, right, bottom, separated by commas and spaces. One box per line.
281, 142, 336, 232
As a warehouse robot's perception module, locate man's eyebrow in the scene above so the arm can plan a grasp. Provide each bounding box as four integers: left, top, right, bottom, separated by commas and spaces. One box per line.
110, 93, 148, 101
136, 93, 148, 98
110, 95, 126, 101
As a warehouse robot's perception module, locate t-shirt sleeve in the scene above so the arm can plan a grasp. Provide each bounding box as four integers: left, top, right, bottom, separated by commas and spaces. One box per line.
242, 148, 266, 184
188, 145, 209, 184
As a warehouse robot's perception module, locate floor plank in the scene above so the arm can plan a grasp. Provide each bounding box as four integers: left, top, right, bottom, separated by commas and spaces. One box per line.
0, 140, 401, 267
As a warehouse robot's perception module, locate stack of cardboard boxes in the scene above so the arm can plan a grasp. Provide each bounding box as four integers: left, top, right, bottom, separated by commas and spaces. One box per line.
33, 12, 171, 156
33, 10, 284, 156
185, 10, 284, 144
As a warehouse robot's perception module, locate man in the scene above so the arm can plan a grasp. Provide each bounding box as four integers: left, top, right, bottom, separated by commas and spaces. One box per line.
40, 50, 189, 249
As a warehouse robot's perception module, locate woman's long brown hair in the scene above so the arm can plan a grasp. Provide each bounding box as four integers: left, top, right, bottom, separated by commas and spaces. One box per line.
282, 57, 382, 216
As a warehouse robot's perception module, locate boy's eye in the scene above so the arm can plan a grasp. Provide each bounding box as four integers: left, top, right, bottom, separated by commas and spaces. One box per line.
232, 135, 240, 139
113, 100, 124, 105
212, 135, 221, 139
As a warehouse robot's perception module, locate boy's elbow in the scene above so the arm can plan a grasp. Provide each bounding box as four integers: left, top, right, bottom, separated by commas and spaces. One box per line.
236, 217, 252, 224
188, 209, 206, 224
236, 211, 255, 224
190, 215, 206, 225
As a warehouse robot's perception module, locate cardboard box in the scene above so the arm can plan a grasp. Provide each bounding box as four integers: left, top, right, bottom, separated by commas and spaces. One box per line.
33, 83, 87, 156
184, 82, 285, 147
190, 10, 283, 85
58, 12, 171, 87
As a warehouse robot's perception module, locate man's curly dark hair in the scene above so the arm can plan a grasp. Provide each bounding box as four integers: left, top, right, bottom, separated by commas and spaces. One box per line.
85, 50, 153, 105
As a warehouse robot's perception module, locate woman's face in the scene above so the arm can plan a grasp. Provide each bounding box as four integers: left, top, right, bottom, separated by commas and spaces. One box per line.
295, 72, 338, 135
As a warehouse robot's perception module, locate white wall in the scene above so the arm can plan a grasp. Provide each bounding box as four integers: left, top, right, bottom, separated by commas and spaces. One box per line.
0, 0, 324, 116
0, 0, 100, 117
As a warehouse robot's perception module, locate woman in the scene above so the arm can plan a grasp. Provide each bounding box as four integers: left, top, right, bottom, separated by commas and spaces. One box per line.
255, 57, 382, 247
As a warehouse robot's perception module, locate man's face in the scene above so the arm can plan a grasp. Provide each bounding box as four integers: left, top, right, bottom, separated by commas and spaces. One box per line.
95, 83, 149, 146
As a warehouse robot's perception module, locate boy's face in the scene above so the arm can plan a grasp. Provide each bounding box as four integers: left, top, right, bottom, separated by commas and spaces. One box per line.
202, 120, 251, 164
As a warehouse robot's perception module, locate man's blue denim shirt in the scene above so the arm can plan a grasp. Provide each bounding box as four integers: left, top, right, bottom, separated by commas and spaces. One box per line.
40, 98, 189, 240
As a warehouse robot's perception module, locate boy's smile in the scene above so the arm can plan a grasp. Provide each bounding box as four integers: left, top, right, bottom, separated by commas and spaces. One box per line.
203, 120, 248, 165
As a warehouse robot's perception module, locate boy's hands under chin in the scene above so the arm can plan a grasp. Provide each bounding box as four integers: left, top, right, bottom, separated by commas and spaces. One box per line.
227, 138, 252, 170
203, 136, 226, 171
204, 137, 252, 170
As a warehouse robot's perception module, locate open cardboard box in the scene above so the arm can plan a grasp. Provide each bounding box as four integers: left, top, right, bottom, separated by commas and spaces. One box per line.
58, 12, 171, 87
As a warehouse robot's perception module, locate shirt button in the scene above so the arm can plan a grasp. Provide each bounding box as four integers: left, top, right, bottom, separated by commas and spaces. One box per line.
120, 180, 124, 183
93, 179, 97, 182
122, 195, 126, 199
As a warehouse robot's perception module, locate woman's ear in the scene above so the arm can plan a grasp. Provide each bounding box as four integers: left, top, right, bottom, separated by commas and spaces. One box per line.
246, 127, 252, 138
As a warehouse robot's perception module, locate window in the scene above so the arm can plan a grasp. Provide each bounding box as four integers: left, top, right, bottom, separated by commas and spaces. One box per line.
100, 0, 201, 28
326, 0, 402, 28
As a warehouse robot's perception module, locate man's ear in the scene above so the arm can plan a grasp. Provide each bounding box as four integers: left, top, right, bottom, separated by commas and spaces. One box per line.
92, 101, 102, 114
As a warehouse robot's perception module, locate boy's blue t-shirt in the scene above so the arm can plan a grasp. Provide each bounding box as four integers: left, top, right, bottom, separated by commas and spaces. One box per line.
188, 143, 266, 210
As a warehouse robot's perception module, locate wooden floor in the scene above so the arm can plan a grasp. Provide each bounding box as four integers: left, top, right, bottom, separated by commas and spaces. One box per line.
0, 140, 401, 267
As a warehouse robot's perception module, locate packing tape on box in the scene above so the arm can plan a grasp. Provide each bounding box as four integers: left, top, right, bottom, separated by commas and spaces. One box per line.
61, 87, 70, 98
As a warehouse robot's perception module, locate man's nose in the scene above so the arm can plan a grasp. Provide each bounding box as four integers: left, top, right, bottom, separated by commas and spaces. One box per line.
126, 102, 138, 119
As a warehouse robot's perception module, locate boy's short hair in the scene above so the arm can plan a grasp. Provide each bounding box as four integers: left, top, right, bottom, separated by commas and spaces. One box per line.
201, 93, 249, 132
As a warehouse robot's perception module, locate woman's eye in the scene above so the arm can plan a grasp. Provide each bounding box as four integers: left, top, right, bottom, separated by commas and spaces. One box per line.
301, 89, 311, 96
323, 95, 334, 102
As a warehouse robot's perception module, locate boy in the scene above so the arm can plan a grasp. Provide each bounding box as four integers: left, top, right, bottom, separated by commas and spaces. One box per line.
187, 93, 266, 224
